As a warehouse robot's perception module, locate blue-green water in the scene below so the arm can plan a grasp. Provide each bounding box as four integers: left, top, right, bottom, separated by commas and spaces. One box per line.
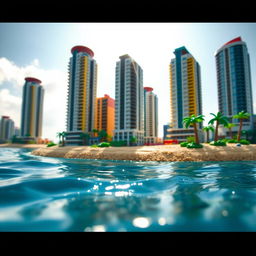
0, 148, 256, 231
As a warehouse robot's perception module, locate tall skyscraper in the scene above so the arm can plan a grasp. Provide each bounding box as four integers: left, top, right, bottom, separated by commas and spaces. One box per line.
0, 116, 14, 142
144, 87, 158, 144
20, 77, 44, 139
95, 94, 115, 138
66, 45, 98, 145
113, 54, 144, 145
168, 46, 203, 142
215, 37, 254, 131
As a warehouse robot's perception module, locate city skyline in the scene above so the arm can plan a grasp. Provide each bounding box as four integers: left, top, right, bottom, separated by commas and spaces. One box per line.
0, 23, 255, 141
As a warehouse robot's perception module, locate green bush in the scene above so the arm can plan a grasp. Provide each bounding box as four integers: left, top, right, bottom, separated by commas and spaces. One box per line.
210, 140, 227, 146
186, 136, 195, 143
226, 139, 238, 143
186, 142, 203, 148
110, 140, 127, 147
47, 142, 57, 147
97, 142, 110, 147
180, 142, 188, 147
90, 144, 98, 148
239, 139, 250, 145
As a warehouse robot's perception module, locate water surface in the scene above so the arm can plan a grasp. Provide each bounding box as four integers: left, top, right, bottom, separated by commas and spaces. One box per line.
0, 147, 256, 231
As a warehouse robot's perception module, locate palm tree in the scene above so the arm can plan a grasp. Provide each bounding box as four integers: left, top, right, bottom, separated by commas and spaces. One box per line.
233, 110, 250, 141
92, 129, 99, 137
98, 130, 108, 142
62, 132, 67, 146
224, 123, 236, 139
57, 131, 67, 146
202, 125, 214, 143
182, 114, 205, 144
56, 132, 63, 145
80, 132, 90, 145
208, 112, 229, 142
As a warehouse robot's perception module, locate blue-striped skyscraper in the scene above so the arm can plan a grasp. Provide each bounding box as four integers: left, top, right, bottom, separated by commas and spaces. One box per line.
215, 37, 254, 130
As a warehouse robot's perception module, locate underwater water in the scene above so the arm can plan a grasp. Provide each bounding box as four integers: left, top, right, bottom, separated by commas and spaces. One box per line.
0, 147, 256, 231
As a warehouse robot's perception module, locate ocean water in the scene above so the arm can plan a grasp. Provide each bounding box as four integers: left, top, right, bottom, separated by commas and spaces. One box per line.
0, 147, 256, 232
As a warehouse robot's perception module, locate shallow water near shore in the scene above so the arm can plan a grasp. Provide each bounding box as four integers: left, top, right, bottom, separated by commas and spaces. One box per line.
1, 147, 256, 231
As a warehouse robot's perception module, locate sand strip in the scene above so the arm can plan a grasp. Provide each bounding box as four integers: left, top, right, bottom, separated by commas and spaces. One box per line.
30, 144, 256, 162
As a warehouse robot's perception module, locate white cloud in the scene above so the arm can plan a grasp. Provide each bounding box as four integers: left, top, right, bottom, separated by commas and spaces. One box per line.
0, 88, 22, 126
0, 57, 67, 141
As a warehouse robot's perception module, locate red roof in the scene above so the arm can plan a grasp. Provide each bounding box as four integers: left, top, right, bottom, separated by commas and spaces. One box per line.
25, 77, 42, 84
2, 116, 10, 119
144, 87, 153, 92
71, 46, 94, 57
224, 37, 242, 46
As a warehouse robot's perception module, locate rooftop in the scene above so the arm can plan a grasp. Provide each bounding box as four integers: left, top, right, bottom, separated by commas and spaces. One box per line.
71, 46, 94, 58
25, 77, 42, 84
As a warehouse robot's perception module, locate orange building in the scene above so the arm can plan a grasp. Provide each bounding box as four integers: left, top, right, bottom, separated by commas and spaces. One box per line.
95, 94, 115, 138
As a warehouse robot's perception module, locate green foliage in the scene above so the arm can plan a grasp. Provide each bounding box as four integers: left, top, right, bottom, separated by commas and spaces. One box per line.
224, 123, 236, 129
209, 140, 227, 146
180, 141, 203, 148
11, 135, 22, 144
186, 136, 195, 143
239, 139, 250, 145
186, 142, 203, 148
203, 125, 214, 132
97, 142, 110, 147
182, 114, 205, 129
110, 140, 127, 147
90, 144, 98, 148
180, 142, 188, 147
47, 142, 57, 147
130, 136, 137, 143
98, 130, 108, 141
226, 139, 238, 143
208, 112, 229, 126
233, 110, 250, 120
80, 132, 90, 145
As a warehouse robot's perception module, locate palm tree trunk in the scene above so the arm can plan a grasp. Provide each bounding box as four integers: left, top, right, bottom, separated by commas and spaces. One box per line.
215, 122, 219, 142
193, 123, 199, 144
229, 128, 232, 138
237, 120, 243, 142
206, 131, 209, 143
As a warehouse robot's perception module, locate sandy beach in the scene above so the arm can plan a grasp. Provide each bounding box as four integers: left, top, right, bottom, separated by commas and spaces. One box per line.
0, 143, 47, 149
29, 144, 256, 162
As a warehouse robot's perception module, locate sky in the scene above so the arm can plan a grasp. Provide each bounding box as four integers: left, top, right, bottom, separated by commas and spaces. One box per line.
0, 22, 255, 142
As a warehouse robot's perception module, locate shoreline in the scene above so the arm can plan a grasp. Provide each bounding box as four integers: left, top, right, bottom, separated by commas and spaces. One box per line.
0, 143, 47, 149
30, 144, 256, 162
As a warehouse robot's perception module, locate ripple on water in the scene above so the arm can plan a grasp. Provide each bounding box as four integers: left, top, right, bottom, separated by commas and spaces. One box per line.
1, 148, 256, 231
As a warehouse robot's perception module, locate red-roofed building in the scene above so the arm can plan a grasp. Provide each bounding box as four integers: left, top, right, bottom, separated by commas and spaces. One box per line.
65, 45, 98, 145
215, 37, 254, 135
